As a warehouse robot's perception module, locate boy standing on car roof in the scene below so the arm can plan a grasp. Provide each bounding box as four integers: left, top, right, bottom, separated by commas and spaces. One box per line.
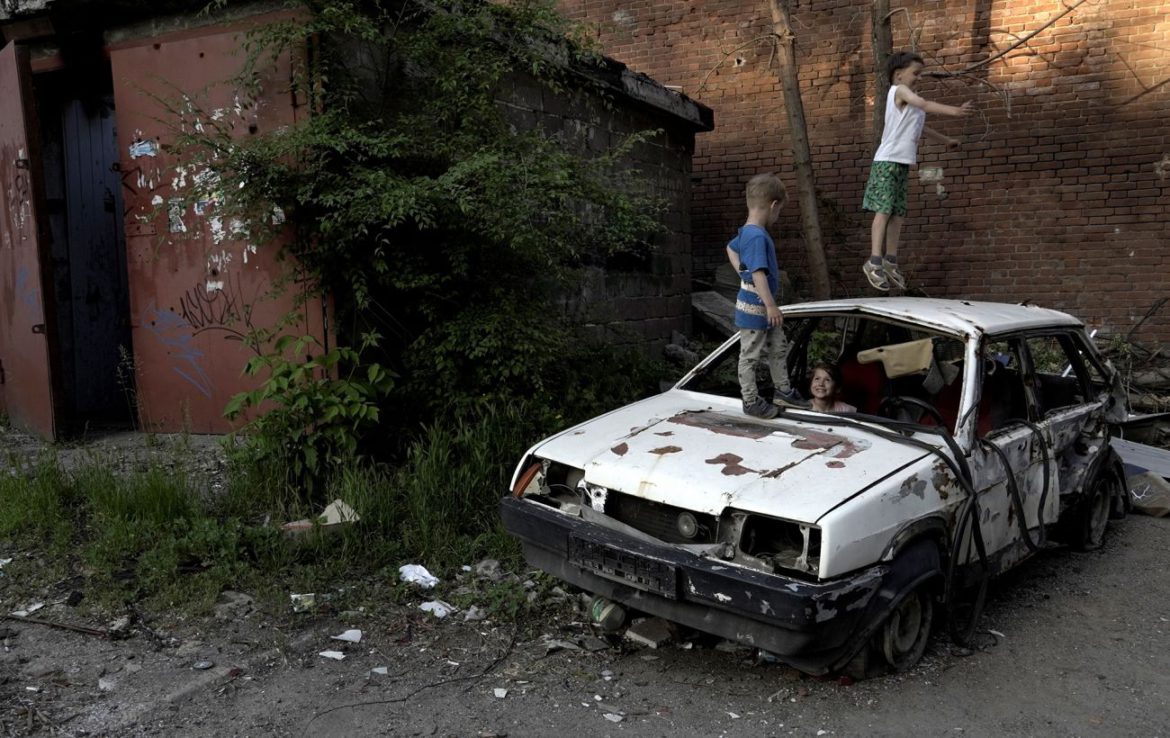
862, 51, 973, 291
726, 173, 808, 419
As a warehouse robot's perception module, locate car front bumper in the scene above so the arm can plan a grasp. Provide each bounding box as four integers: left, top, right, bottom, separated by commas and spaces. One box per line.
500, 496, 906, 674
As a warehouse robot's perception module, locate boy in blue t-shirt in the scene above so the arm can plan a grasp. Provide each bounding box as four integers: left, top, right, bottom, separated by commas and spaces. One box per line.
725, 173, 807, 419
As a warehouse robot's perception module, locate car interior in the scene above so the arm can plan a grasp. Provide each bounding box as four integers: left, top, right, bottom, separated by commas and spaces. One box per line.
676, 314, 1084, 438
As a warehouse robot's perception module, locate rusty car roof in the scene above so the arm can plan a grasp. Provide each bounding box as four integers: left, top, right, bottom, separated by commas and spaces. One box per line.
781, 297, 1083, 337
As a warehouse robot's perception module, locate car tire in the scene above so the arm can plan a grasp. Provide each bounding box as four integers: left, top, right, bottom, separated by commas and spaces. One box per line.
1073, 462, 1122, 551
880, 586, 934, 672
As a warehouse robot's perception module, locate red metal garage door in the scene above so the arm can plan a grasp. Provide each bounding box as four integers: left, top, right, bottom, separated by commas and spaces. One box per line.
0, 42, 58, 439
108, 16, 325, 433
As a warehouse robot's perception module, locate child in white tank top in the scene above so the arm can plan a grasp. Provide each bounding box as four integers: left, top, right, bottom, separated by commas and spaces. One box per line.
861, 52, 974, 291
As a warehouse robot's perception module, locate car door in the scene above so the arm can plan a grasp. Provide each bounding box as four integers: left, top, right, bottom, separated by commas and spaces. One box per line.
1020, 331, 1109, 500
964, 336, 1048, 575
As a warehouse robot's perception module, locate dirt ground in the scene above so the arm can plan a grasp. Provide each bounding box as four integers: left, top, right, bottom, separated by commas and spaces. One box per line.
1, 432, 1168, 737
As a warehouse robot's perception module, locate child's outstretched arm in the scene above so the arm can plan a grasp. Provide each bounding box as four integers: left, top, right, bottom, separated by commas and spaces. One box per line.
923, 126, 960, 149
895, 86, 973, 118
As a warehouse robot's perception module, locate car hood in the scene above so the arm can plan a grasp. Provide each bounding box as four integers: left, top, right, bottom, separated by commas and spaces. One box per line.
532, 391, 934, 523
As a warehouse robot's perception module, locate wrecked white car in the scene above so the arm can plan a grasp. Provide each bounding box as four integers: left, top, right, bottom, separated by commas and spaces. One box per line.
501, 298, 1131, 675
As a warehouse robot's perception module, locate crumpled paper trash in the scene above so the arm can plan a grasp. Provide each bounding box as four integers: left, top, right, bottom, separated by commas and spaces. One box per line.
399, 564, 440, 589
420, 600, 456, 618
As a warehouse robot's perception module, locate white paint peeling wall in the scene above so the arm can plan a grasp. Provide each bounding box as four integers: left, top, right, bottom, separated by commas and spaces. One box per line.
0, 0, 51, 20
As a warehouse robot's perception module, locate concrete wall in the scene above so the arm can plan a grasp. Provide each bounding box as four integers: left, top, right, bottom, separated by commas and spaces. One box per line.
560, 0, 1170, 345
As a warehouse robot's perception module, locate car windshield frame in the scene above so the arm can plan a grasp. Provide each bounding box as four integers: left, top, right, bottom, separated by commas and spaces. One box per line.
673, 310, 982, 449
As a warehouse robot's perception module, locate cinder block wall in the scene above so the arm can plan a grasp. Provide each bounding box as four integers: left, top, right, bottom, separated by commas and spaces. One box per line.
502, 75, 698, 352
561, 0, 1170, 344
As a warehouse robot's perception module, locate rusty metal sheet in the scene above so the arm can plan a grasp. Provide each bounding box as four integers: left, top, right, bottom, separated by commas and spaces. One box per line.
0, 41, 57, 438
109, 18, 324, 433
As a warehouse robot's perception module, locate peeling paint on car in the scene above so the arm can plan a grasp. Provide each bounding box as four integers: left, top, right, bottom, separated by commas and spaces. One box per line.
705, 453, 755, 476
611, 443, 628, 456
650, 446, 683, 455
826, 460, 845, 468
898, 477, 928, 500
669, 412, 773, 439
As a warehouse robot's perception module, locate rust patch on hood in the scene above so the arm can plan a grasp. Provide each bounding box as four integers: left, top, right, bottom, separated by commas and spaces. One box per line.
705, 453, 756, 476
669, 412, 773, 439
826, 460, 845, 468
931, 461, 957, 500
650, 446, 682, 455
611, 443, 629, 456
790, 427, 867, 459
655, 431, 675, 436
898, 476, 928, 500
667, 412, 870, 459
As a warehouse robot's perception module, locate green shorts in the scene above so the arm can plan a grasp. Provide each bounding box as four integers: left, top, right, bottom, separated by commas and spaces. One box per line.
862, 161, 910, 217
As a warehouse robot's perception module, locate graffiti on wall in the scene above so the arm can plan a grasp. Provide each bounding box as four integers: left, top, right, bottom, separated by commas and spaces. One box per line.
143, 300, 213, 398
1, 144, 32, 247
177, 272, 256, 343
14, 265, 39, 311
143, 274, 261, 399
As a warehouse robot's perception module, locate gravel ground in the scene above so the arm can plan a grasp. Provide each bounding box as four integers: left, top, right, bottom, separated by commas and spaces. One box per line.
1, 429, 1168, 737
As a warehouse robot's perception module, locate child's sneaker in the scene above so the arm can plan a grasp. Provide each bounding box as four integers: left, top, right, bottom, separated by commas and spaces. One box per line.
774, 388, 811, 409
882, 258, 907, 289
862, 260, 890, 291
743, 397, 779, 419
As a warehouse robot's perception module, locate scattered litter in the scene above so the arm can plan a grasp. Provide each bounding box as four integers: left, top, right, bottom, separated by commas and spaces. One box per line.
817, 731, 828, 736
988, 629, 1005, 640
10, 603, 44, 618
290, 593, 317, 612
318, 650, 346, 661
728, 712, 741, 719
192, 660, 215, 670
601, 669, 614, 681
624, 617, 674, 649
400, 564, 440, 589
0, 557, 11, 568
282, 499, 361, 537
463, 606, 487, 622
475, 559, 502, 580
543, 638, 582, 654
420, 600, 456, 618
331, 629, 363, 643
582, 636, 610, 652
371, 667, 388, 676
108, 615, 131, 634
603, 713, 623, 723
493, 687, 508, 699
98, 676, 117, 692
461, 565, 472, 572
25, 686, 40, 692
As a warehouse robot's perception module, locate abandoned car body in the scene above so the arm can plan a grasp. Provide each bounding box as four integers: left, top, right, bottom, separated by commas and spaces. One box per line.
500, 298, 1130, 674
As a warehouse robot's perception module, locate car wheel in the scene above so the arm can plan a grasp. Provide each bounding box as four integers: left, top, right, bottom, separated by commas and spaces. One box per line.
880, 586, 934, 672
1075, 465, 1120, 551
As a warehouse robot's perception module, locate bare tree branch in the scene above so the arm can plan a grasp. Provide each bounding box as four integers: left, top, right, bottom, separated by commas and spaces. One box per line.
697, 34, 778, 95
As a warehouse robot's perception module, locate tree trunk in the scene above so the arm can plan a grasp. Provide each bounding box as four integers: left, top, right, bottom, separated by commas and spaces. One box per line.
767, 0, 831, 301
871, 0, 892, 151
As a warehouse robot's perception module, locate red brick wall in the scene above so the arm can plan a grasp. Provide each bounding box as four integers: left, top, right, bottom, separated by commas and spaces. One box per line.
560, 0, 1170, 345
